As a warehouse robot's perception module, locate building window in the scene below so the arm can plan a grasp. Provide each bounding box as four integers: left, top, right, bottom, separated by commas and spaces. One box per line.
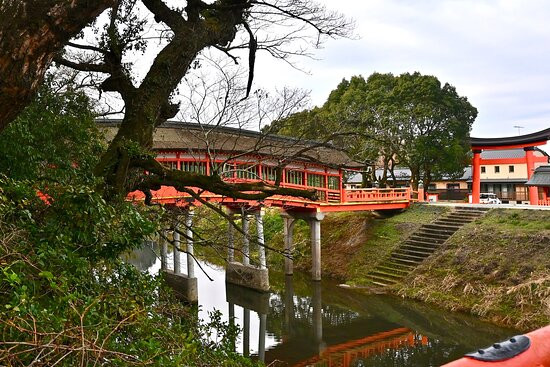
285, 170, 304, 185
481, 166, 486, 173
427, 184, 437, 191
447, 183, 460, 190
509, 165, 515, 173
236, 164, 257, 179
307, 173, 325, 188
181, 161, 207, 174
261, 165, 277, 181
494, 166, 500, 173
328, 176, 340, 190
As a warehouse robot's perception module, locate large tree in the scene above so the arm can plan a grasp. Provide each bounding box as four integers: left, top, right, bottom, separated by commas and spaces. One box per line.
268, 72, 478, 189
0, 0, 116, 130
46, 0, 351, 202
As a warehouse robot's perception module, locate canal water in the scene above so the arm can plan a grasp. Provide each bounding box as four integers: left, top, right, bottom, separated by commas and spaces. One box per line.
125, 244, 517, 367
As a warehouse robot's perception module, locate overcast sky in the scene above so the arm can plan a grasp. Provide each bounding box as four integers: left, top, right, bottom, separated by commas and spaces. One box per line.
251, 0, 550, 152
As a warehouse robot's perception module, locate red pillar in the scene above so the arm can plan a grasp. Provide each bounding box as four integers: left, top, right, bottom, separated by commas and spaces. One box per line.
525, 147, 539, 205
472, 149, 481, 204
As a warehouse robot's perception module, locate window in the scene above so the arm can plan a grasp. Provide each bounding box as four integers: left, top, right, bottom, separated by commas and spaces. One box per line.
307, 173, 325, 188
164, 161, 178, 170
236, 164, 257, 179
509, 165, 515, 173
261, 165, 277, 181
181, 161, 207, 174
495, 166, 500, 173
285, 170, 303, 185
328, 176, 340, 190
447, 183, 460, 190
481, 166, 486, 173
427, 184, 437, 191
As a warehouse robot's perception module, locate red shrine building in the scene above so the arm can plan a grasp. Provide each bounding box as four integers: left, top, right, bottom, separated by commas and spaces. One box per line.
470, 127, 550, 205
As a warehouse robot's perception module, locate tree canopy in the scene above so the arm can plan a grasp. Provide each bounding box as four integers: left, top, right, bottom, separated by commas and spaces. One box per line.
268, 72, 478, 188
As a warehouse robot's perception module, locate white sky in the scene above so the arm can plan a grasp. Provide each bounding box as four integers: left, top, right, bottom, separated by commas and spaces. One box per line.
250, 0, 550, 152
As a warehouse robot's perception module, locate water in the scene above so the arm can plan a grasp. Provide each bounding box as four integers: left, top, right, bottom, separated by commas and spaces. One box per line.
125, 244, 517, 367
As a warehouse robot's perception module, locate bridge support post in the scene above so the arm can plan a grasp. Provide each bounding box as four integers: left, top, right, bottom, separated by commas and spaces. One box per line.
309, 216, 323, 281
256, 209, 266, 269
186, 209, 195, 278
282, 215, 295, 275
227, 210, 235, 262
242, 208, 250, 266
161, 209, 198, 303
243, 308, 250, 357
258, 313, 267, 362
173, 223, 181, 274
160, 229, 168, 271
226, 207, 269, 292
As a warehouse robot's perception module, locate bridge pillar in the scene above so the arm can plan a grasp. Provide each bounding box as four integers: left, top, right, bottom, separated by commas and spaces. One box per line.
243, 308, 250, 357
173, 223, 181, 274
161, 209, 198, 303
282, 211, 324, 280
310, 217, 322, 281
255, 209, 266, 270
160, 229, 168, 271
282, 216, 295, 275
242, 208, 250, 266
226, 207, 269, 292
227, 210, 235, 262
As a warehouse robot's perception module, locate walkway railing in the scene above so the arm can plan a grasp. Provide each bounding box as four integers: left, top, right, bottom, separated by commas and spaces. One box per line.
539, 199, 550, 206
344, 188, 411, 203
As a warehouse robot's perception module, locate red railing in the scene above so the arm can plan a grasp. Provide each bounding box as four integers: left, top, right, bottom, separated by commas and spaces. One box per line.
539, 199, 550, 206
344, 188, 411, 203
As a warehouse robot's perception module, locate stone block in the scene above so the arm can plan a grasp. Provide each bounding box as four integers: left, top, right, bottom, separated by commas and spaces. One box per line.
225, 262, 269, 292
163, 270, 198, 303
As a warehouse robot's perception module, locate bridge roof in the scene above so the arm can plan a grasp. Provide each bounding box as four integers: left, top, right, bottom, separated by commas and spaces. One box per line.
99, 120, 363, 168
470, 127, 550, 149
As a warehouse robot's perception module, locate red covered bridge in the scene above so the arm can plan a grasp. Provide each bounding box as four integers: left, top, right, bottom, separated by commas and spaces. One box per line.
100, 121, 417, 291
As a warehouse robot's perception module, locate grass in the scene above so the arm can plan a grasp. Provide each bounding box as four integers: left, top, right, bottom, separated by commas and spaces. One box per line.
396, 208, 550, 330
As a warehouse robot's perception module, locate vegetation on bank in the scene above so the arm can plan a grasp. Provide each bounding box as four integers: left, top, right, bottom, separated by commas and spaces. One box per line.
396, 209, 550, 330
0, 88, 255, 366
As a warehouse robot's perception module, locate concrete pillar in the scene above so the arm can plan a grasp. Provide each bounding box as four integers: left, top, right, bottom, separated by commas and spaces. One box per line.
186, 209, 195, 278
173, 224, 181, 274
243, 308, 250, 357
525, 147, 539, 205
310, 218, 322, 281
242, 210, 250, 266
283, 217, 295, 275
227, 211, 235, 262
258, 313, 267, 362
228, 302, 236, 351
256, 210, 266, 269
472, 149, 481, 204
160, 230, 168, 271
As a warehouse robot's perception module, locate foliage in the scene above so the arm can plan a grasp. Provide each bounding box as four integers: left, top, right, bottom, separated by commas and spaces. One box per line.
268, 72, 478, 188
0, 90, 254, 366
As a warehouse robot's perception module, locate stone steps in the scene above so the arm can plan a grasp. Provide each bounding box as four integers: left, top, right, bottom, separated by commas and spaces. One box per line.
364, 207, 488, 288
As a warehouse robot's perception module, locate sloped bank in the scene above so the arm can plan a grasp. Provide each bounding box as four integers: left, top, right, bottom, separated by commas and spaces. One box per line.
395, 208, 550, 330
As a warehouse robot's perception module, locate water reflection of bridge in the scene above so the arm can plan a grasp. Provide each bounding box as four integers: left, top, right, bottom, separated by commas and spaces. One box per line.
227, 275, 426, 367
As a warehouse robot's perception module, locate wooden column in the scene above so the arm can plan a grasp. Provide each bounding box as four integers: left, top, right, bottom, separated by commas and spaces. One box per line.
472, 149, 482, 204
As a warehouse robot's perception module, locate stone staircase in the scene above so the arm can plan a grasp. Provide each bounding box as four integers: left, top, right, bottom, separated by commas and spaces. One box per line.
366, 207, 489, 287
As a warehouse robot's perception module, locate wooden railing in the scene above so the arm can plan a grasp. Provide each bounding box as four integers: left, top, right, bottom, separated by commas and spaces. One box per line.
539, 199, 550, 206
344, 188, 411, 203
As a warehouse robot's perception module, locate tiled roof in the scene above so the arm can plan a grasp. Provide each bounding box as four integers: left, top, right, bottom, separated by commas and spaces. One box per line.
526, 165, 550, 186
98, 120, 363, 168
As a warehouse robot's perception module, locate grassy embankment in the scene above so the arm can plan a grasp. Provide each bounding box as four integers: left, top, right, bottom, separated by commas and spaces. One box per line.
396, 209, 550, 330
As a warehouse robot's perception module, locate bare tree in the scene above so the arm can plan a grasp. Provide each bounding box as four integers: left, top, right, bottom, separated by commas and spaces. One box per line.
51, 0, 352, 201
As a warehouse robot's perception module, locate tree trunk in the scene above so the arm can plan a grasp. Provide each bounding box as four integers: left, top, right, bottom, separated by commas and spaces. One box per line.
389, 157, 397, 188
0, 0, 115, 131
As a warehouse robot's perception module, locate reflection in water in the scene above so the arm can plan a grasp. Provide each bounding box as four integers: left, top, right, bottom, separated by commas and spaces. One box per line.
129, 245, 517, 367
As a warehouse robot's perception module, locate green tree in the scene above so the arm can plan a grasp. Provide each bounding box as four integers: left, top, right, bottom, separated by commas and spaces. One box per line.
267, 72, 477, 189
0, 87, 252, 366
